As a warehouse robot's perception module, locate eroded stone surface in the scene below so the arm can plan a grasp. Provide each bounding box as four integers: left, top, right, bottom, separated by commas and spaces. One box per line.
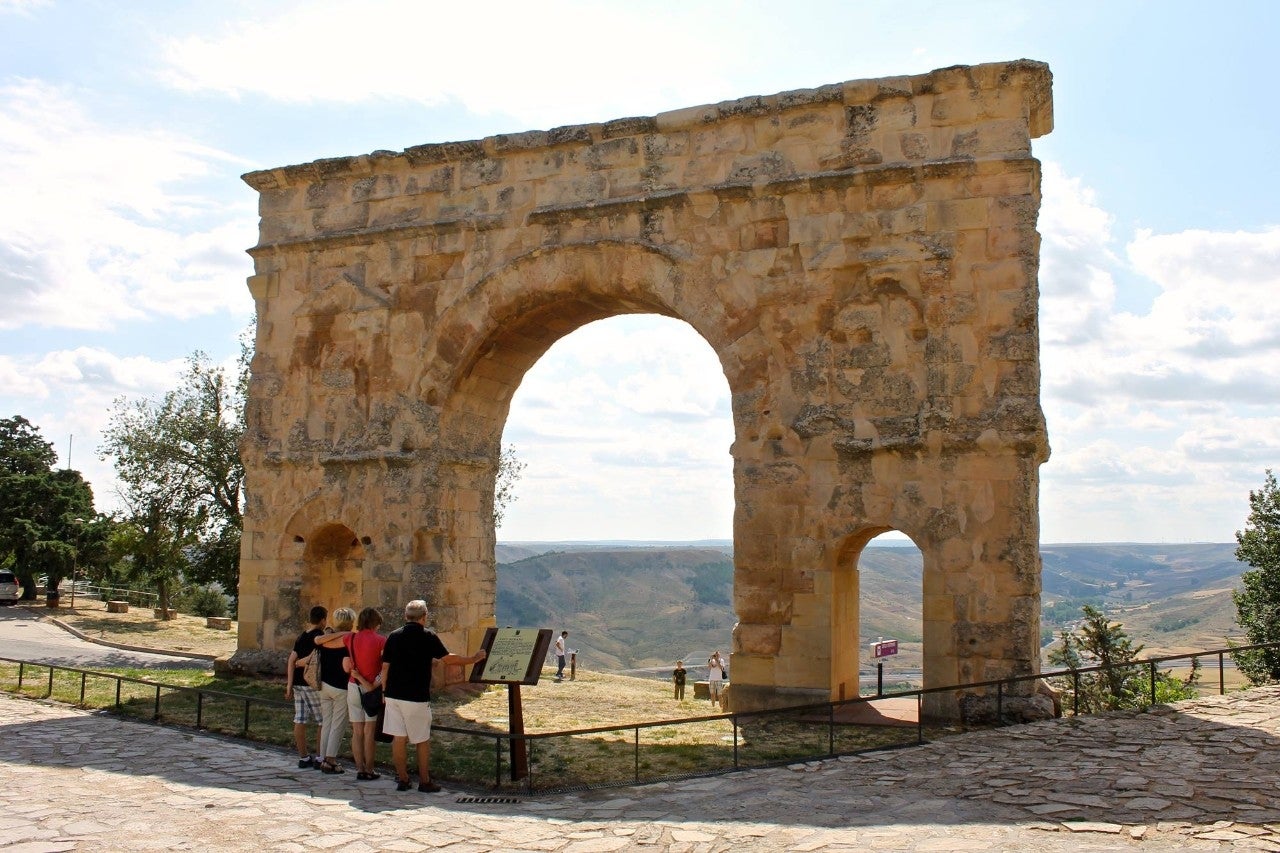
237, 61, 1055, 711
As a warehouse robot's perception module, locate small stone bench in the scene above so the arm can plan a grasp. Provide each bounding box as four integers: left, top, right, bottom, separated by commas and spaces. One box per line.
206, 616, 232, 630
153, 608, 177, 620
106, 601, 129, 613
691, 676, 732, 696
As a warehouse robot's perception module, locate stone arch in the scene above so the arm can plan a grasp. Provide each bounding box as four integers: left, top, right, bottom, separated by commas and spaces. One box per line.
236, 60, 1054, 715
423, 241, 739, 643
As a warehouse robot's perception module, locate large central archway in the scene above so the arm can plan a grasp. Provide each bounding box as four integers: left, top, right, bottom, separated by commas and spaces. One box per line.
234, 60, 1054, 715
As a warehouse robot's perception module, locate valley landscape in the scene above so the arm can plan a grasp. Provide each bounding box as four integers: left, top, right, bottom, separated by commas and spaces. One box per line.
496, 541, 1247, 684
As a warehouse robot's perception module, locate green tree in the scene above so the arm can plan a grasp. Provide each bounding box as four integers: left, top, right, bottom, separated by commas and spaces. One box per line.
100, 349, 246, 602
494, 444, 526, 529
1048, 604, 1198, 712
108, 478, 205, 616
1232, 469, 1280, 683
0, 416, 108, 600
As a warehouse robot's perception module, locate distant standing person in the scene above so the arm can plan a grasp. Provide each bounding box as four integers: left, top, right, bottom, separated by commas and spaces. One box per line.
707, 650, 726, 707
284, 605, 327, 768
672, 660, 686, 700
554, 631, 568, 680
380, 599, 487, 793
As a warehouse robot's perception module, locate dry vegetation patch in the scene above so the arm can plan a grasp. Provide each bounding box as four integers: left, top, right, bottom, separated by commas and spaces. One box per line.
48, 598, 238, 658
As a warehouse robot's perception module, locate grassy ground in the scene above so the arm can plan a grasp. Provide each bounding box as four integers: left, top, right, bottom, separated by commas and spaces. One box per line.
0, 649, 927, 792
44, 598, 238, 658
20, 603, 1250, 791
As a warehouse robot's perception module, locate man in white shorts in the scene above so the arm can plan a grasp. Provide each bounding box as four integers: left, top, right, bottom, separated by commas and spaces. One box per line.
380, 599, 487, 792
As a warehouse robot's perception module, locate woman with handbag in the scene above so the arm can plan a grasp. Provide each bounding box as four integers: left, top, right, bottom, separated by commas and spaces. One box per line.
314, 608, 356, 773
345, 607, 387, 781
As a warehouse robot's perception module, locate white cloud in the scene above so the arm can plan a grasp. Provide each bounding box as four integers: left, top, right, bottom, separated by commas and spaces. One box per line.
0, 79, 256, 330
155, 1, 740, 128
0, 347, 191, 512
1128, 226, 1280, 359
1037, 162, 1280, 541
501, 315, 734, 540
0, 0, 49, 14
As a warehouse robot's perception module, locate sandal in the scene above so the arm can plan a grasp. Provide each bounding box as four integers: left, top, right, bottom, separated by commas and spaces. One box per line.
356, 771, 380, 781
320, 762, 345, 774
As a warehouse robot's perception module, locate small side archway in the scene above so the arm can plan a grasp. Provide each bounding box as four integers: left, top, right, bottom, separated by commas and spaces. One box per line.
831, 527, 928, 701
300, 522, 366, 615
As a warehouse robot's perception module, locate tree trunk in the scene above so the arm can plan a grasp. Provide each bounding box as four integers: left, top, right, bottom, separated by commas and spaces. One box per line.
157, 577, 171, 619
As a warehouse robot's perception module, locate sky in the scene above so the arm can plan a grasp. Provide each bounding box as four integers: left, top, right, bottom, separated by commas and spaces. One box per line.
1, 0, 1278, 545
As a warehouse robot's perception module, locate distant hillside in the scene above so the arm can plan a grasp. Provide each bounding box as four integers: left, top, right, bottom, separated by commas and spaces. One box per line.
1039, 542, 1244, 655
495, 541, 1247, 672
497, 546, 735, 671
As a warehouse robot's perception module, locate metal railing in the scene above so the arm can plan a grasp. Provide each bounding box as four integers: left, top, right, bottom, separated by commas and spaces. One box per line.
77, 585, 160, 608
0, 656, 287, 738
2, 640, 1276, 794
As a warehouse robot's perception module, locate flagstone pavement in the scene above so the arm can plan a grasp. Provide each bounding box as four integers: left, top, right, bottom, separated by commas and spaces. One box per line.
2, 687, 1279, 852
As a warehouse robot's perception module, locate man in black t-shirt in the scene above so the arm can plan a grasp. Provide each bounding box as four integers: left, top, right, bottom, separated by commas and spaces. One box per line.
380, 599, 486, 792
285, 605, 326, 768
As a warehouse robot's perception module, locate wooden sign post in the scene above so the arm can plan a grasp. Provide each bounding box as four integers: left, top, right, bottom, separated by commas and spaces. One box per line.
470, 627, 553, 782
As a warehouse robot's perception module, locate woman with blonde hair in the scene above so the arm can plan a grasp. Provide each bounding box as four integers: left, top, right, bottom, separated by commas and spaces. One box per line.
345, 606, 386, 780
313, 607, 355, 773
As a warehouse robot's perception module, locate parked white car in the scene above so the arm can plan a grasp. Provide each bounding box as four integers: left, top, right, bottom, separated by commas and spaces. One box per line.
0, 570, 19, 605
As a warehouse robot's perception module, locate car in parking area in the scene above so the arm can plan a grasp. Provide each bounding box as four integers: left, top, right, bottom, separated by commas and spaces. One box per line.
0, 570, 19, 605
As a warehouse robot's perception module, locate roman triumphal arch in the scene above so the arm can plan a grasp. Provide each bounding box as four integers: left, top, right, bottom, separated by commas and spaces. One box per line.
235, 60, 1053, 715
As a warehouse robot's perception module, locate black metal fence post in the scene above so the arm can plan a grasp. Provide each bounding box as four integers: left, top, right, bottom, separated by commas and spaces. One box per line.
115, 678, 121, 708
916, 693, 924, 744
996, 682, 1004, 725
1072, 671, 1080, 716
634, 727, 640, 784
732, 716, 740, 768
242, 698, 250, 736
1218, 651, 1225, 694
79, 671, 87, 705
196, 692, 204, 729
153, 685, 161, 719
46, 666, 54, 698
494, 736, 502, 790
1148, 661, 1157, 706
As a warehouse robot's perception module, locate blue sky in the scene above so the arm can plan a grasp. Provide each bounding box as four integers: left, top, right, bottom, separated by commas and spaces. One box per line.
2, 0, 1278, 544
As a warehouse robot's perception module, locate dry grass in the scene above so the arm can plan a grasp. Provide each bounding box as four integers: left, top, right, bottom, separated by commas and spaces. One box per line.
28, 601, 1251, 789
426, 668, 927, 790
0, 652, 922, 792
47, 597, 238, 658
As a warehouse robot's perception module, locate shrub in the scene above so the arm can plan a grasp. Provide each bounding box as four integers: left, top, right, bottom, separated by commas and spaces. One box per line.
182, 585, 229, 618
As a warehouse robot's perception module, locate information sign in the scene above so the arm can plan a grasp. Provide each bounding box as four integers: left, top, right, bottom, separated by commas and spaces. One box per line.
872, 639, 899, 658
470, 627, 553, 685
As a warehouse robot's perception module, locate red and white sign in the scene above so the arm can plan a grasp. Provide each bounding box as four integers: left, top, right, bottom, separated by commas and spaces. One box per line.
871, 639, 898, 658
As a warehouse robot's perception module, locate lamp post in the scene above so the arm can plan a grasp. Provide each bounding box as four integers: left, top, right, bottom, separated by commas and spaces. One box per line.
70, 517, 85, 610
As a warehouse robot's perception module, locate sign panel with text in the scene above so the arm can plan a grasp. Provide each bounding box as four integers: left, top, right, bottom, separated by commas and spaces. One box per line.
872, 639, 899, 658
470, 627, 554, 685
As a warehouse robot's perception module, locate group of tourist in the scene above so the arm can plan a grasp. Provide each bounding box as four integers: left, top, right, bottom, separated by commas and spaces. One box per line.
671, 650, 728, 707
283, 599, 486, 793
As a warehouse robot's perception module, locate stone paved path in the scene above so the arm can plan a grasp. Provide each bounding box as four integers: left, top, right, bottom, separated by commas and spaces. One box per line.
2, 687, 1279, 851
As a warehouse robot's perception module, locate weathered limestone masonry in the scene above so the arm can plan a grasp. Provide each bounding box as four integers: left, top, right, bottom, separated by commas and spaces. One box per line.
235, 60, 1053, 716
